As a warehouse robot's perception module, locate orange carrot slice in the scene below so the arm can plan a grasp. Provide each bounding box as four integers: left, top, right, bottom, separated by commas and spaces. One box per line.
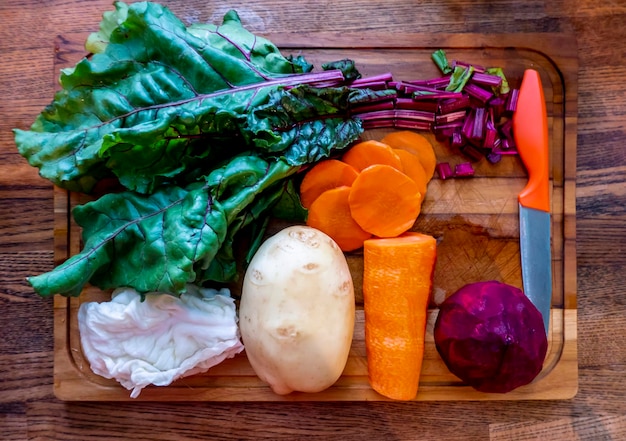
363, 232, 437, 400
392, 148, 428, 198
306, 186, 372, 252
381, 131, 437, 181
299, 159, 360, 209
341, 140, 403, 172
348, 164, 422, 238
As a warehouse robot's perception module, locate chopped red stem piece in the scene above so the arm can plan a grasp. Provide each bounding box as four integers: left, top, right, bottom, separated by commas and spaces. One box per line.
434, 120, 465, 132
470, 107, 486, 140
406, 76, 451, 89
464, 83, 494, 103
396, 98, 438, 112
350, 72, 394, 86
351, 101, 396, 113
469, 72, 503, 87
436, 110, 467, 124
393, 120, 433, 130
451, 130, 465, 149
452, 60, 486, 73
487, 152, 502, 164
460, 144, 484, 161
454, 162, 476, 177
436, 162, 455, 180
344, 54, 519, 165
505, 88, 520, 113
438, 95, 471, 114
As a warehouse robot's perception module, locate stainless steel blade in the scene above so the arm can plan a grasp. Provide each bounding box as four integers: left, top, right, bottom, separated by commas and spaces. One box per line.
519, 204, 552, 334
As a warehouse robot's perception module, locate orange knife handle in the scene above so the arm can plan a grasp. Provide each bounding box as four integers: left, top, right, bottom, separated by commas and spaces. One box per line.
513, 69, 550, 213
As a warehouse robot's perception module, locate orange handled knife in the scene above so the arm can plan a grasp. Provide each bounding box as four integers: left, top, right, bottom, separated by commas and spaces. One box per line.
512, 69, 552, 334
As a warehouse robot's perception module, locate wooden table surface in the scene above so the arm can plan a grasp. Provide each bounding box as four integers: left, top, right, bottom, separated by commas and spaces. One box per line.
2, 1, 625, 439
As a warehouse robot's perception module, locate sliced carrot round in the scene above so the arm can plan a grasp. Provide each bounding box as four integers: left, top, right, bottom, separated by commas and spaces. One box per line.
348, 164, 422, 238
381, 131, 437, 181
306, 186, 372, 252
392, 148, 428, 198
341, 140, 403, 172
299, 159, 360, 209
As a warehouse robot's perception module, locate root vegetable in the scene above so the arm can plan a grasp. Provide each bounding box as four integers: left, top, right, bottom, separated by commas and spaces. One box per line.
306, 186, 372, 252
348, 164, 422, 238
299, 159, 359, 209
341, 140, 403, 172
239, 225, 355, 395
392, 148, 428, 198
363, 232, 437, 400
434, 281, 548, 393
381, 131, 437, 181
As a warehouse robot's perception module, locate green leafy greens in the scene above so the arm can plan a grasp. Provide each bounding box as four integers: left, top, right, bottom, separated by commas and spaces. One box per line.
15, 1, 379, 297
15, 2, 361, 195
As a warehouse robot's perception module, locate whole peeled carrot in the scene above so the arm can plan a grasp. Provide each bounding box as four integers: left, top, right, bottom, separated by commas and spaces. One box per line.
363, 232, 437, 400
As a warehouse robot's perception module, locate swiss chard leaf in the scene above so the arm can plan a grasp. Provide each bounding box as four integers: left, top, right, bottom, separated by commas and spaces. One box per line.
197, 182, 286, 284
270, 179, 308, 223
322, 59, 361, 82
17, 1, 372, 298
248, 84, 363, 163
186, 10, 309, 76
28, 153, 298, 297
29, 184, 228, 297
84, 0, 129, 54
14, 2, 337, 194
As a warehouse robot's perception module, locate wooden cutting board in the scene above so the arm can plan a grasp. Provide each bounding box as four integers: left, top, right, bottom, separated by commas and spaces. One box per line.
51, 32, 578, 401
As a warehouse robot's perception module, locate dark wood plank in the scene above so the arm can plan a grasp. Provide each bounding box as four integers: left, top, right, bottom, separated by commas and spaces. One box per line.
490, 415, 626, 441
1, 0, 625, 439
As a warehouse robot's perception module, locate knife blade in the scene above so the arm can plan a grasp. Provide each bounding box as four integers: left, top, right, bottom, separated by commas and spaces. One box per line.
512, 69, 552, 334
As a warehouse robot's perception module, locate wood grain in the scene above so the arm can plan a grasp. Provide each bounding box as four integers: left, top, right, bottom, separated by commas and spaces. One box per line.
2, 0, 625, 439
48, 32, 578, 401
